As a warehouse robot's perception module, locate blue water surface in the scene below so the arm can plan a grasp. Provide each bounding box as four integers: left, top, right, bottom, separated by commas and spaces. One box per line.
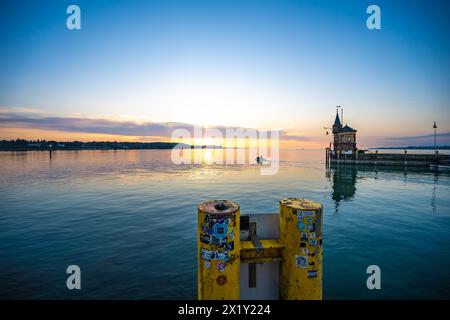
0, 149, 449, 299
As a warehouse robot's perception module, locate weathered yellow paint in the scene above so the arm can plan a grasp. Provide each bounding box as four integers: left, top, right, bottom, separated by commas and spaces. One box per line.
279, 198, 323, 300
197, 200, 240, 300
240, 240, 284, 263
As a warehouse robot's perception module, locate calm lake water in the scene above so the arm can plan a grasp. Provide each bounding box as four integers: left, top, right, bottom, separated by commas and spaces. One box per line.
0, 149, 449, 299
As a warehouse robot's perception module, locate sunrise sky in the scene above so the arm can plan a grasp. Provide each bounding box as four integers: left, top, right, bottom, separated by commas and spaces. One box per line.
0, 0, 449, 148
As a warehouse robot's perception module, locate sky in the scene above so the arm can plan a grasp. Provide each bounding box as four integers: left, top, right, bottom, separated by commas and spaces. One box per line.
0, 0, 449, 148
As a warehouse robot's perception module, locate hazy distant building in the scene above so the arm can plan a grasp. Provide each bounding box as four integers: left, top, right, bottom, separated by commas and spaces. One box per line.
332, 111, 357, 154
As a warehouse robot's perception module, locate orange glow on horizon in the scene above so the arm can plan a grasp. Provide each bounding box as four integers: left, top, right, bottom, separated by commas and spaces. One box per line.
0, 127, 327, 149
0, 127, 166, 143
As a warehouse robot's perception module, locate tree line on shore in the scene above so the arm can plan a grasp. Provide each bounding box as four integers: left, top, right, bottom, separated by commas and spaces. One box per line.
0, 139, 190, 151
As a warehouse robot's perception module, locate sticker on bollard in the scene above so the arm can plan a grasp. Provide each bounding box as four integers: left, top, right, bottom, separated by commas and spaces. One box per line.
279, 198, 323, 300
197, 200, 240, 300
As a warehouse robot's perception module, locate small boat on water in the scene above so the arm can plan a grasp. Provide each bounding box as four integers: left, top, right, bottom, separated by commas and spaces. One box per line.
256, 156, 270, 164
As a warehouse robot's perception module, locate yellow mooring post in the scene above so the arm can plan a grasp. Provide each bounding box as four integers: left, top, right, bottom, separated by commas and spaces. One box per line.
279, 198, 323, 300
197, 200, 240, 300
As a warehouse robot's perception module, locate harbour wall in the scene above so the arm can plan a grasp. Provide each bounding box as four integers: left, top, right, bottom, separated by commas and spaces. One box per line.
328, 151, 450, 167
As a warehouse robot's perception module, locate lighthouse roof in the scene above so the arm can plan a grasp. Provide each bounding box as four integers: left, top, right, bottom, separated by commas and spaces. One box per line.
333, 112, 342, 127
338, 125, 357, 133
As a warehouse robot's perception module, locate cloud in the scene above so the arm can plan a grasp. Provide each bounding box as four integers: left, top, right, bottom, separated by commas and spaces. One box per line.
381, 132, 450, 146
0, 109, 311, 141
0, 110, 184, 137
386, 132, 450, 140
278, 131, 311, 141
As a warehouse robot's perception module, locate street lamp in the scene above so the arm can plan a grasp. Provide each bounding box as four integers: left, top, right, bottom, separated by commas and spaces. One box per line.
433, 121, 438, 166
433, 121, 437, 153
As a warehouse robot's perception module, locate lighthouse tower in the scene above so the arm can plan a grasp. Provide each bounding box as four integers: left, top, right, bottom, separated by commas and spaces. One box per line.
332, 110, 357, 154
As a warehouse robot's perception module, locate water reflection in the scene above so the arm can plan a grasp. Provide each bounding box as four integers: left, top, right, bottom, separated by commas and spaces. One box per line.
328, 165, 357, 213
431, 171, 438, 213
329, 163, 446, 215
1, 150, 450, 299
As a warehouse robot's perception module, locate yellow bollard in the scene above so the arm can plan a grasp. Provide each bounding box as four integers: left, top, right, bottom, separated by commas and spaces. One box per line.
279, 198, 323, 300
197, 200, 240, 300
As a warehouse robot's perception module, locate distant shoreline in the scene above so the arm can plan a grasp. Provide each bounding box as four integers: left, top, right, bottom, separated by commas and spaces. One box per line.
369, 146, 450, 150
1, 139, 449, 152
0, 148, 179, 151
0, 140, 224, 151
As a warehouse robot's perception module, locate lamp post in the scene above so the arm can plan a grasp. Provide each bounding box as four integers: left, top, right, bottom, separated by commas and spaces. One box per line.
48, 143, 53, 159
433, 121, 438, 164
433, 122, 437, 150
